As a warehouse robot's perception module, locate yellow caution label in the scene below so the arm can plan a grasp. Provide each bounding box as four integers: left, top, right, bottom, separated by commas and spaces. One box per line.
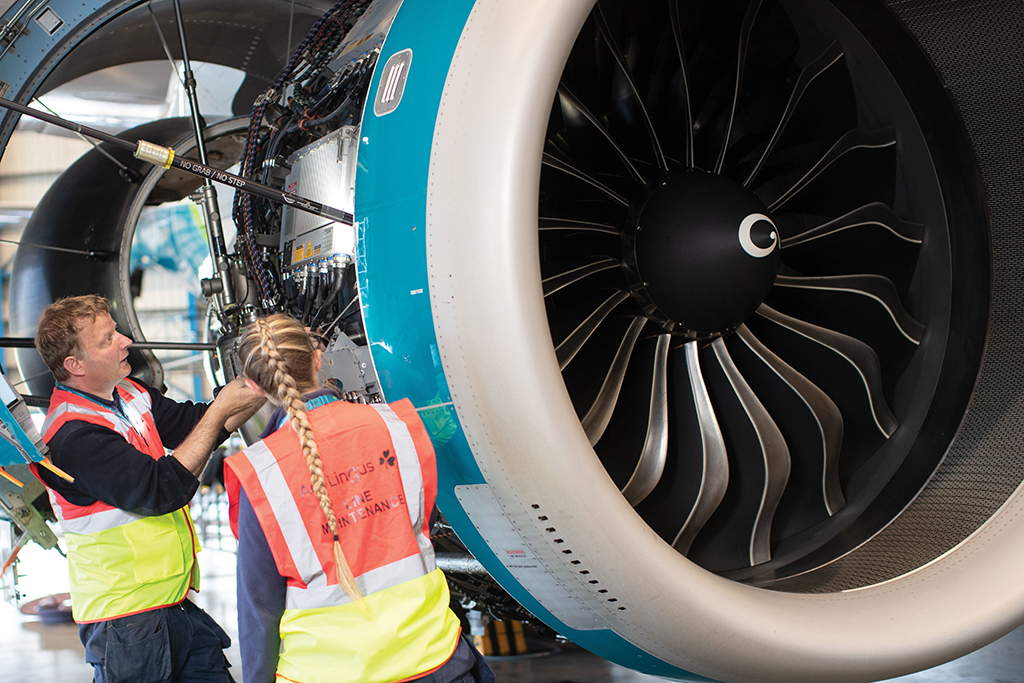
294, 245, 304, 264
304, 241, 313, 259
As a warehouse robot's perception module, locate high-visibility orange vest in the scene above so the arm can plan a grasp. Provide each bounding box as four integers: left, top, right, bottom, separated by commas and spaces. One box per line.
35, 379, 199, 623
224, 398, 462, 683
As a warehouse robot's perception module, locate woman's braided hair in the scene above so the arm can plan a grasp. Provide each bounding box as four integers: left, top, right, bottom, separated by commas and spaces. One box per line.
238, 314, 364, 608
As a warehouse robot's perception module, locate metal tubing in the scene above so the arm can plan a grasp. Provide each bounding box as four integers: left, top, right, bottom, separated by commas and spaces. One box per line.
435, 553, 488, 575
0, 337, 216, 351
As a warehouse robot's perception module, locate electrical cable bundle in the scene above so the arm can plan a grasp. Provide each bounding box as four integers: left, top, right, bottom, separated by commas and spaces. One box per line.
232, 0, 375, 312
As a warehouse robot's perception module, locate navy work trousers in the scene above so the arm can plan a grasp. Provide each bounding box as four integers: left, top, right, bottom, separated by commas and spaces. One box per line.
80, 599, 234, 683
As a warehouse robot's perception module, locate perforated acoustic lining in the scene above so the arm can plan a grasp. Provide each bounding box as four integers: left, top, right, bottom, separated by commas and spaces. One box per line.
773, 0, 1024, 593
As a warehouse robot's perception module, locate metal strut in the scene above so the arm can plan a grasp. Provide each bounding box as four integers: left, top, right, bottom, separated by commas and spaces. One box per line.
171, 0, 235, 312
0, 96, 352, 225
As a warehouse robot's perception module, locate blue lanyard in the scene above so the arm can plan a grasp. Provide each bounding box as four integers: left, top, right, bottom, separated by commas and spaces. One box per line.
273, 393, 340, 431
56, 381, 129, 421
55, 381, 154, 451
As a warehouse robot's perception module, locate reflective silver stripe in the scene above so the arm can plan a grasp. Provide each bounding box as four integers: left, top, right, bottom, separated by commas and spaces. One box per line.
41, 402, 69, 436
371, 403, 435, 568
45, 487, 65, 525
119, 396, 156, 442
243, 440, 324, 587
116, 379, 147, 403
58, 506, 145, 534
49, 475, 146, 535
44, 383, 154, 444
45, 402, 130, 441
285, 553, 430, 610
117, 380, 154, 423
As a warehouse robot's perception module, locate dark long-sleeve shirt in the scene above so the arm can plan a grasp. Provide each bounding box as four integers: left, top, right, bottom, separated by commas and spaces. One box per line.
236, 487, 287, 683
36, 380, 228, 516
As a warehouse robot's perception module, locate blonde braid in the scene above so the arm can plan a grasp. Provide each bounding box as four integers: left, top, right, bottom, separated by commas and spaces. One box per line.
247, 317, 365, 609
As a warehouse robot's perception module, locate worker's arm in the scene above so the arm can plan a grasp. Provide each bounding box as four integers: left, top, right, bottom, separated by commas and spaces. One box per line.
41, 422, 200, 516
40, 379, 263, 515
170, 378, 264, 477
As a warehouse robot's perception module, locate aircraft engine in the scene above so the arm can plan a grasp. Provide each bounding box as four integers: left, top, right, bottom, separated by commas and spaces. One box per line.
3, 0, 1024, 681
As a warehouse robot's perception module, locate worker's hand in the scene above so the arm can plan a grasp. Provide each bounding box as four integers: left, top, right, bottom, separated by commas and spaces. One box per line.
213, 377, 268, 434
212, 376, 266, 417
174, 378, 267, 476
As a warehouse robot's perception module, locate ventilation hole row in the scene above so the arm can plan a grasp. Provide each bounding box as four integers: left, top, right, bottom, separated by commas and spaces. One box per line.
531, 503, 626, 611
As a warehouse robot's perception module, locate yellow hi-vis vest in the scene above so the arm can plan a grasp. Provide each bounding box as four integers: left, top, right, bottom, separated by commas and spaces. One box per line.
38, 380, 199, 624
225, 398, 462, 683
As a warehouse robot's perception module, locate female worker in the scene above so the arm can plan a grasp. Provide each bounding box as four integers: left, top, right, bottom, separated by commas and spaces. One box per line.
224, 314, 494, 683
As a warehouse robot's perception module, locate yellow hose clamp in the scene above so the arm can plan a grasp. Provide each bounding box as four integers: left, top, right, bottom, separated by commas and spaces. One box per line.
134, 140, 175, 169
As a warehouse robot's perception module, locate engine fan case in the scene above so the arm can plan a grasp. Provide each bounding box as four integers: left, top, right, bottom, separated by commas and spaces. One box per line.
356, 1, 1024, 682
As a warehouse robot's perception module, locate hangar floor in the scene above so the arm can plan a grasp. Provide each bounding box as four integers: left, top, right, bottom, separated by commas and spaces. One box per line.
2, 548, 1021, 683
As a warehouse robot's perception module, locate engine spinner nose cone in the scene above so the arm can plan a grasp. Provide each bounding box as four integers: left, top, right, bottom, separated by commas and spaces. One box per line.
629, 171, 781, 335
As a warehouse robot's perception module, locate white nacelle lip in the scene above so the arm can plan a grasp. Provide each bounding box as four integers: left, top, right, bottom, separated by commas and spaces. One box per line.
424, 1, 1024, 681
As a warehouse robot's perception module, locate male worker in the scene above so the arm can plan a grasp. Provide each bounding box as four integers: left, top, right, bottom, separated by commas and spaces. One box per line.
32, 295, 264, 683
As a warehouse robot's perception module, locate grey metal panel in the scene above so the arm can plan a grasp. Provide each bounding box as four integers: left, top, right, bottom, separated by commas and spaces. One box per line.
281, 126, 358, 271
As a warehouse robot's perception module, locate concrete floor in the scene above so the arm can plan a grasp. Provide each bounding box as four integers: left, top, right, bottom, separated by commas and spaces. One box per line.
2, 547, 1022, 683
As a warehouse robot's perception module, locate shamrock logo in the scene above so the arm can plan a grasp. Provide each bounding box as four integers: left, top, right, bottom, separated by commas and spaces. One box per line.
380, 449, 395, 467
